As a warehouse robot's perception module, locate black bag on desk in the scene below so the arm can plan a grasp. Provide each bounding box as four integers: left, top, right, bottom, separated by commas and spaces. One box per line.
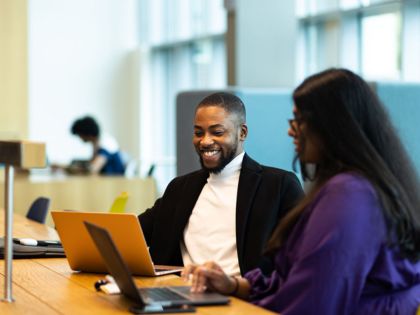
0, 238, 65, 259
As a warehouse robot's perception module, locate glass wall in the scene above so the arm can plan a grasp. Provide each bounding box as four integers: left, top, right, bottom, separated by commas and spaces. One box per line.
361, 12, 401, 80
138, 0, 227, 192
297, 0, 420, 82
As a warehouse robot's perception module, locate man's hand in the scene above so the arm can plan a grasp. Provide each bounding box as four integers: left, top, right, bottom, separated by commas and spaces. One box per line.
182, 261, 236, 294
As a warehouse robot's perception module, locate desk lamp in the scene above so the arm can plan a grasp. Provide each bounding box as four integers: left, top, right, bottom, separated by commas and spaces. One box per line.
0, 141, 46, 302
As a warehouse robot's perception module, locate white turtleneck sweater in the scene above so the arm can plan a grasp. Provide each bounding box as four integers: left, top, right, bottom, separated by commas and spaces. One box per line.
180, 152, 244, 276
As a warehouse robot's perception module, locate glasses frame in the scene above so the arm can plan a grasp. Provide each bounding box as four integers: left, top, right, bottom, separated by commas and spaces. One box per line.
288, 117, 304, 134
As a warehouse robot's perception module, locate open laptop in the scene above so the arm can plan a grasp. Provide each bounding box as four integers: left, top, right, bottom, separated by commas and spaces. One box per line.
84, 221, 230, 311
51, 211, 182, 276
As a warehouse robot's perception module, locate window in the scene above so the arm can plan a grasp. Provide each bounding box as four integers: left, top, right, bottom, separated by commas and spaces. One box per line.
361, 12, 401, 80
138, 0, 227, 192
297, 0, 419, 83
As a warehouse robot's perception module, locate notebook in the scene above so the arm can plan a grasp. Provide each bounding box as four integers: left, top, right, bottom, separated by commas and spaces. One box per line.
51, 211, 182, 276
84, 221, 230, 310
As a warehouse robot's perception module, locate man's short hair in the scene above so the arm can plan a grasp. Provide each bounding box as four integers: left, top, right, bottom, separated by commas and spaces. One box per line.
71, 116, 100, 137
196, 92, 246, 125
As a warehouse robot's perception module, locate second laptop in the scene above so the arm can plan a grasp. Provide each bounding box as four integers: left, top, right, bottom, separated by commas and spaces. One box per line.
51, 210, 182, 276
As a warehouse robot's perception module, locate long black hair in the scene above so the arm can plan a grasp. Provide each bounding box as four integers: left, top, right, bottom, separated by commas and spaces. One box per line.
267, 68, 420, 261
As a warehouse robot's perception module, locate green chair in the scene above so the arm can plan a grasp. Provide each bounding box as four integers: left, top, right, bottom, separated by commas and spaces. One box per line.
109, 192, 129, 213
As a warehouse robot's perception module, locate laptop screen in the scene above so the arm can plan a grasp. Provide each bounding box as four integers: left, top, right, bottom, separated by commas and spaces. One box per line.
84, 221, 145, 305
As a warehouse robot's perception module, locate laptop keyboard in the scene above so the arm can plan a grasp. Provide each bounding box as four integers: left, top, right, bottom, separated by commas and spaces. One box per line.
139, 287, 186, 302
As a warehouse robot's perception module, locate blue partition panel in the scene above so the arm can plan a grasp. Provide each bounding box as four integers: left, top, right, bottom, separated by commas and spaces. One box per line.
176, 89, 297, 176
176, 84, 420, 178
376, 83, 420, 175
236, 89, 296, 173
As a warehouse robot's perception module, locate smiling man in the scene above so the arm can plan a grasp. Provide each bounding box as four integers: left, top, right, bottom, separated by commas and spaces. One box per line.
193, 100, 247, 174
138, 92, 303, 276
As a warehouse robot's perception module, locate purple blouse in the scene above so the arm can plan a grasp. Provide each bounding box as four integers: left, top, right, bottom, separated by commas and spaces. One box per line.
245, 173, 420, 315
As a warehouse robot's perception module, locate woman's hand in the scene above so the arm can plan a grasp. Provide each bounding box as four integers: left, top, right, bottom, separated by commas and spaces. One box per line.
182, 261, 237, 294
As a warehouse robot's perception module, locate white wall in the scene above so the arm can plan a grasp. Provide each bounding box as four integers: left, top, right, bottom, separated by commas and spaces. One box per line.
236, 0, 297, 88
28, 0, 140, 164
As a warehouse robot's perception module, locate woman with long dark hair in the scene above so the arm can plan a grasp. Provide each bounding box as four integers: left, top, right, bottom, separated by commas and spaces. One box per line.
182, 69, 420, 314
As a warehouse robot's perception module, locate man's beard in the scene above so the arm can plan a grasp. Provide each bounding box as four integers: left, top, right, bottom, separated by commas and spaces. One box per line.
198, 148, 238, 174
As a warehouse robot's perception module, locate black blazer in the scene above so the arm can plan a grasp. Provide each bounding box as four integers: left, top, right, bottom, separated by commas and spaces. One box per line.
139, 154, 303, 275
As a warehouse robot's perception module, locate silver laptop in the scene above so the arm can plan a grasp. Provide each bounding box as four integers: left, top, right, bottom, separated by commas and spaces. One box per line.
84, 221, 230, 311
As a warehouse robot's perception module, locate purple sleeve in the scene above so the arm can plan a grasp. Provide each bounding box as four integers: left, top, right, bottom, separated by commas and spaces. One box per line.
245, 268, 282, 302
246, 176, 386, 315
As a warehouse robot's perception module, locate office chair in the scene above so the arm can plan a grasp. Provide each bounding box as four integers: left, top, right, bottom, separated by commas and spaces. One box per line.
109, 192, 129, 213
147, 164, 156, 177
26, 197, 50, 224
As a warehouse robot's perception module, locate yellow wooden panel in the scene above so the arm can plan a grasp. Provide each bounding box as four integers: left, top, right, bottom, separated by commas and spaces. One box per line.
0, 0, 28, 139
0, 176, 157, 226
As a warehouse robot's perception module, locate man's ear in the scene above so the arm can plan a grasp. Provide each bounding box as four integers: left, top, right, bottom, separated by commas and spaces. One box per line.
240, 124, 248, 141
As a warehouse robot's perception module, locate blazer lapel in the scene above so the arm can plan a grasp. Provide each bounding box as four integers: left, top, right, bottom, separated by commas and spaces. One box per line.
236, 155, 262, 261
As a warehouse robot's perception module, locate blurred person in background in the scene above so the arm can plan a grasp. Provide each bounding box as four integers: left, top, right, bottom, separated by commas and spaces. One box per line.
69, 116, 125, 175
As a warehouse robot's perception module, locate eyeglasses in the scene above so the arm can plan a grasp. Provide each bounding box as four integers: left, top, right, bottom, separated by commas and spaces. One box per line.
288, 117, 304, 134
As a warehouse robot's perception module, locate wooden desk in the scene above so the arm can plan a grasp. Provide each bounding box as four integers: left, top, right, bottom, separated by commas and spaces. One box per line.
0, 175, 158, 226
0, 213, 275, 314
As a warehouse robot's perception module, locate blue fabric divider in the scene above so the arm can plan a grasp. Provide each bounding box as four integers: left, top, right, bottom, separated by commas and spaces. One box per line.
235, 89, 296, 174
376, 82, 420, 174
176, 84, 420, 178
